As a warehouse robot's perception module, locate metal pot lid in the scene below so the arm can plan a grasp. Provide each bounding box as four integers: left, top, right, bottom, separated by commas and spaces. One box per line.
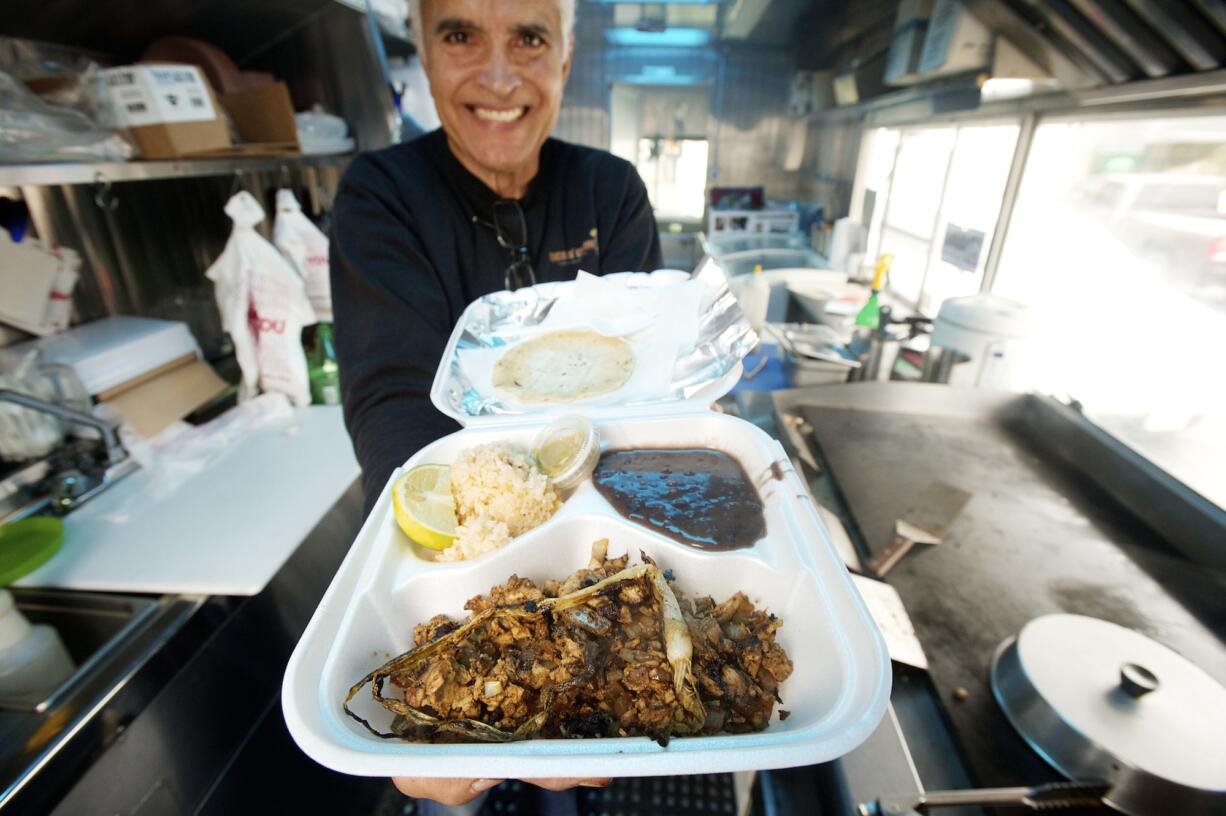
990, 614, 1226, 816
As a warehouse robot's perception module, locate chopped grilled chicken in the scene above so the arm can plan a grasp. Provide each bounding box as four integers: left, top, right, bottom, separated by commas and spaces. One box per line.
345, 540, 792, 743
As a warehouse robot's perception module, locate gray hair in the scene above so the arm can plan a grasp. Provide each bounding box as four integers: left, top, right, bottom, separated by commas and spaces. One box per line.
409, 0, 576, 57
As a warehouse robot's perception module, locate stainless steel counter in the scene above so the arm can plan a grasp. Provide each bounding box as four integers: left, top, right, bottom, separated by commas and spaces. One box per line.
726, 389, 984, 816
0, 480, 385, 815
14, 382, 1217, 815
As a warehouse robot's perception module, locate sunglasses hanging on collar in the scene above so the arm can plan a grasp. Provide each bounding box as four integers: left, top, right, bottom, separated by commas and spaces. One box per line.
472, 199, 537, 291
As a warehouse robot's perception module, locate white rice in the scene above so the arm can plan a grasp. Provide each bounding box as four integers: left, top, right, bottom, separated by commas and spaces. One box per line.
438, 442, 560, 562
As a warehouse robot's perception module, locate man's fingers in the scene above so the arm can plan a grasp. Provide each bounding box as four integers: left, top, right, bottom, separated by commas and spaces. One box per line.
392, 777, 504, 805
524, 777, 612, 791
390, 775, 610, 802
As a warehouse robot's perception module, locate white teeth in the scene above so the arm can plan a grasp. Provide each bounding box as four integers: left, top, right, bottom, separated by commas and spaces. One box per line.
473, 107, 525, 122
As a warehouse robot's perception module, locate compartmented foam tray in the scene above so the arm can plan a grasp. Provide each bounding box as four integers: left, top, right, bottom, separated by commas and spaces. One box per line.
282, 411, 890, 777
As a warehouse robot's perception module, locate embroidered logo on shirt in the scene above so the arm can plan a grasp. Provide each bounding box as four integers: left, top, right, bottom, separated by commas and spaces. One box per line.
548, 228, 598, 266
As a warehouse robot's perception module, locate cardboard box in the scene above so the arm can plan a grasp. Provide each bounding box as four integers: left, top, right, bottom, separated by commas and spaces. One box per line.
100, 64, 232, 158
917, 0, 991, 78
209, 83, 301, 157
97, 353, 229, 439
0, 236, 80, 337
128, 105, 231, 159
884, 0, 934, 86
100, 64, 300, 159
18, 316, 229, 439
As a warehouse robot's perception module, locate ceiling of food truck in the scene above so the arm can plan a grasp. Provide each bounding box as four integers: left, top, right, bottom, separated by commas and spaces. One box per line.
728, 0, 1226, 92
2, 0, 1224, 96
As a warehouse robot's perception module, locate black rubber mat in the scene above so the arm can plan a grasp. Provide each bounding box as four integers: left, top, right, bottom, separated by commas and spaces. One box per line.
388, 774, 739, 816
578, 773, 738, 816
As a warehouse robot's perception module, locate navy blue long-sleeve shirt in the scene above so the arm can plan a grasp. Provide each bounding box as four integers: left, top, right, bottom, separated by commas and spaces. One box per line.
330, 129, 662, 511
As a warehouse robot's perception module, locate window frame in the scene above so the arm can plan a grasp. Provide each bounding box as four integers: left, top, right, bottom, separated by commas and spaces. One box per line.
853, 116, 1024, 315
982, 103, 1226, 290
844, 87, 1226, 563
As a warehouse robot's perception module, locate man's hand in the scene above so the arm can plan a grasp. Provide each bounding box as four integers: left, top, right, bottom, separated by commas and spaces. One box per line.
392, 777, 612, 806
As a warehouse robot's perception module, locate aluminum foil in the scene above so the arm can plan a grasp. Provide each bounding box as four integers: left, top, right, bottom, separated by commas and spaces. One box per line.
439, 268, 758, 419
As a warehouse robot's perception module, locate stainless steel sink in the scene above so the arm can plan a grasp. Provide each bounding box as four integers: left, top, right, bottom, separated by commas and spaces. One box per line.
0, 589, 202, 809
0, 456, 53, 524
1, 590, 158, 713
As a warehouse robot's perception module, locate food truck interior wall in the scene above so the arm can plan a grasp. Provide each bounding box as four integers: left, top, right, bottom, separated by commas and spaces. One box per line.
5, 0, 1226, 367
1, 1, 833, 356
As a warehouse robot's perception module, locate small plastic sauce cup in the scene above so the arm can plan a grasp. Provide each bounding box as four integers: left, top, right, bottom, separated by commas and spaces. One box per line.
532, 416, 600, 490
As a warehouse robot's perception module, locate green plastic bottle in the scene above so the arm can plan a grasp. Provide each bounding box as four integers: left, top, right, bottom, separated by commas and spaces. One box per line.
307, 323, 341, 405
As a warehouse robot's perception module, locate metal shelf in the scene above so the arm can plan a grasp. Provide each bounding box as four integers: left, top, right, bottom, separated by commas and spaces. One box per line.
0, 152, 354, 187
331, 0, 414, 54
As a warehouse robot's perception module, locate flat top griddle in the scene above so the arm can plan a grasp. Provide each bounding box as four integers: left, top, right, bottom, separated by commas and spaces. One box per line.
789, 385, 1226, 799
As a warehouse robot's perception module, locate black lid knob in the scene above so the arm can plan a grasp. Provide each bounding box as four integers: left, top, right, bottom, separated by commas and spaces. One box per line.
1120, 662, 1159, 699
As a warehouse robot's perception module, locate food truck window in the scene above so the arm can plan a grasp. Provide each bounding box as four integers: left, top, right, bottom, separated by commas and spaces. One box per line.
859, 123, 1020, 316
610, 83, 710, 222
636, 137, 710, 220
857, 127, 901, 257
992, 113, 1226, 509
879, 127, 957, 308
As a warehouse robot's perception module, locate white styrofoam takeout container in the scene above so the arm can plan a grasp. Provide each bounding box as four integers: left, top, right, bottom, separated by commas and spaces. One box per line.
284, 272, 888, 776
282, 408, 891, 777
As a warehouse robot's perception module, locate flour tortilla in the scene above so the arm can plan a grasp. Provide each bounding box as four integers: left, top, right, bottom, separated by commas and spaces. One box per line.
492, 331, 636, 403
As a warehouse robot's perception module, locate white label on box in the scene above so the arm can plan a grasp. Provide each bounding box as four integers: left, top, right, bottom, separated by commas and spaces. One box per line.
101, 65, 215, 128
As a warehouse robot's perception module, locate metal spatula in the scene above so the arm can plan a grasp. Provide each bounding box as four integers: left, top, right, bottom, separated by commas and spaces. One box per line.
865, 481, 971, 578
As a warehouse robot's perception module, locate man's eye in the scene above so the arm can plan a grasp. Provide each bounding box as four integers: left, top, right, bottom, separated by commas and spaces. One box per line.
519, 32, 544, 48
443, 31, 470, 44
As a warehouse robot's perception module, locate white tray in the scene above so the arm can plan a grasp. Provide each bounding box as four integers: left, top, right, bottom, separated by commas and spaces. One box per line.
282, 411, 890, 778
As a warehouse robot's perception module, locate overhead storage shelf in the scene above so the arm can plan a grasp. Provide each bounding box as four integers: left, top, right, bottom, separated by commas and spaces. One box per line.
0, 152, 352, 187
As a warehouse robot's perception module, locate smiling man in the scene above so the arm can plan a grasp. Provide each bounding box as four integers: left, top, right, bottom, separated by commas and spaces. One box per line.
328, 2, 656, 808
330, 0, 662, 518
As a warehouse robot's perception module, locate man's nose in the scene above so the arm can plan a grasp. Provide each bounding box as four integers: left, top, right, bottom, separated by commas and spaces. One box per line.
477, 48, 521, 97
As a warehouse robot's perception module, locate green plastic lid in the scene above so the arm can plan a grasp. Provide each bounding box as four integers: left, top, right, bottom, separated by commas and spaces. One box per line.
0, 517, 64, 586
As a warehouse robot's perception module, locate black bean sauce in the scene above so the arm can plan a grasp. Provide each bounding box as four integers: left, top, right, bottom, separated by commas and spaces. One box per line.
592, 449, 766, 550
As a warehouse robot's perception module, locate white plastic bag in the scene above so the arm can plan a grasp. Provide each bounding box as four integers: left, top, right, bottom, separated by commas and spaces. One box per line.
99, 393, 294, 523
0, 69, 132, 162
206, 192, 316, 407
272, 188, 333, 322
0, 348, 63, 461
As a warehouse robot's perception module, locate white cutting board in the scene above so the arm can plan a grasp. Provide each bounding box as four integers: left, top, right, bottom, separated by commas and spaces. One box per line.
15, 406, 359, 596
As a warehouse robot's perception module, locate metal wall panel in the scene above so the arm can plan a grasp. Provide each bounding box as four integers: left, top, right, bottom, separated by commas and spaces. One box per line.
983, 0, 1226, 87
800, 113, 863, 221
244, 4, 399, 152
557, 5, 805, 201
713, 46, 799, 196
1, 3, 375, 354
20, 164, 344, 358
554, 5, 614, 149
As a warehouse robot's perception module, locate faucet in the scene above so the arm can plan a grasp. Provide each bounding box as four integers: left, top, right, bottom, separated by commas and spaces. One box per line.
0, 388, 138, 515
0, 388, 127, 467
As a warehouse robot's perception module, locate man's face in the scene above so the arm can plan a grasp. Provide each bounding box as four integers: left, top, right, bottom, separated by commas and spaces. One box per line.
420, 0, 572, 192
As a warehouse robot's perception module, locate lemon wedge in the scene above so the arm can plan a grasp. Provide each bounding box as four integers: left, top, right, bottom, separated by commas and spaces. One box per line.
391, 464, 458, 551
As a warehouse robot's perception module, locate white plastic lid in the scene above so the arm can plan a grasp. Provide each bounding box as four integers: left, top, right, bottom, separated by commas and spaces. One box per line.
0, 590, 31, 652
934, 294, 1036, 339
1003, 614, 1226, 789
